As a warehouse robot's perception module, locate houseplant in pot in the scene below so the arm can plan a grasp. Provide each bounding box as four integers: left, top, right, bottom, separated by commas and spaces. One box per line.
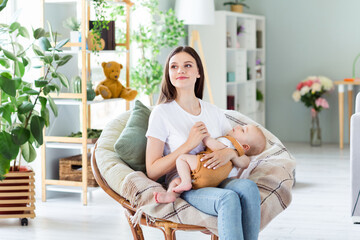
223, 0, 249, 13
63, 16, 81, 51
0, 8, 72, 223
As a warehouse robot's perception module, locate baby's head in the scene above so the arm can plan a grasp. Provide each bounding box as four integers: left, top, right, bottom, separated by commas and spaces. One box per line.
227, 124, 266, 156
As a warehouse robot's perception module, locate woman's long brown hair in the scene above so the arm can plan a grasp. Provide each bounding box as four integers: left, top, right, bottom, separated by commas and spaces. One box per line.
157, 46, 204, 104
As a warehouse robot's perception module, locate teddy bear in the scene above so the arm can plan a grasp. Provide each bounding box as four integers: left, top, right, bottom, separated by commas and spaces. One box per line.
95, 61, 137, 100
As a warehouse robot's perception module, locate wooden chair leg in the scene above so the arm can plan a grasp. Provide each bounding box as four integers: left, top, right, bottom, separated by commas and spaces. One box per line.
125, 210, 145, 240
211, 234, 219, 240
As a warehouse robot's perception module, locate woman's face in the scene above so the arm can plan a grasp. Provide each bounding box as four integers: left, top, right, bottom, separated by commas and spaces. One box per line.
168, 52, 200, 91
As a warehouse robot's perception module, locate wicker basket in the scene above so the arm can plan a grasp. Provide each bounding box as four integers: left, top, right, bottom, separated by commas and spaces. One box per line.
59, 153, 98, 187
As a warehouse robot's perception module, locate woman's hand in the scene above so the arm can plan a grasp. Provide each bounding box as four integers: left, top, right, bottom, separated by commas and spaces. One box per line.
201, 148, 237, 169
185, 121, 210, 150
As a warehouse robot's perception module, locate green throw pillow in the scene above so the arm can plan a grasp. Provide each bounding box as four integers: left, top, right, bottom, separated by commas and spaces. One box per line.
114, 100, 151, 173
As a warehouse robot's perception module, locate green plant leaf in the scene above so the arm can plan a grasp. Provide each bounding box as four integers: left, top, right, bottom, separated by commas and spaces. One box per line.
2, 49, 17, 61
0, 75, 16, 96
35, 79, 48, 88
14, 60, 25, 77
18, 101, 34, 114
57, 55, 72, 66
11, 127, 30, 145
0, 154, 11, 181
21, 56, 29, 67
32, 44, 45, 56
0, 131, 19, 160
47, 21, 54, 44
0, 57, 10, 68
41, 106, 50, 127
0, 0, 8, 12
39, 96, 47, 108
33, 28, 46, 39
57, 72, 69, 88
48, 95, 57, 117
55, 38, 69, 49
30, 115, 45, 145
43, 55, 53, 64
39, 37, 52, 52
18, 113, 25, 123
0, 104, 13, 125
9, 22, 20, 33
21, 142, 37, 163
18, 26, 30, 39
23, 86, 39, 95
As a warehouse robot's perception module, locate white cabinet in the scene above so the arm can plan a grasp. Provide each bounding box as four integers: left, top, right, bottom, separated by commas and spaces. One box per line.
190, 11, 266, 126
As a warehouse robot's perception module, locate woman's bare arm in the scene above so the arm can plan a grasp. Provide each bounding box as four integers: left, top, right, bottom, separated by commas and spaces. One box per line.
146, 121, 209, 181
146, 137, 193, 181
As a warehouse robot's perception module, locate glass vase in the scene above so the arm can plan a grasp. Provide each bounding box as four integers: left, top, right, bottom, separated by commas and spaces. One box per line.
310, 111, 322, 146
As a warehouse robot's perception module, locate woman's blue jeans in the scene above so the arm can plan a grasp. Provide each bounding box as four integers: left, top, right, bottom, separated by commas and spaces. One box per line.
181, 178, 261, 240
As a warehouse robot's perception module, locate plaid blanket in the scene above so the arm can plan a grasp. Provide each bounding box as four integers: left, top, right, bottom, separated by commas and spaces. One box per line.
119, 111, 296, 233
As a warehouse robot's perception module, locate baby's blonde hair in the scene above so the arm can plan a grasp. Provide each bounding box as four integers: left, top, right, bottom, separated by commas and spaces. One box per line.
246, 127, 266, 156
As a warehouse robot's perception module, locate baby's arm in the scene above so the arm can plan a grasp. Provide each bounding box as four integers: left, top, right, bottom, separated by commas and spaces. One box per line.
231, 155, 251, 169
203, 136, 227, 151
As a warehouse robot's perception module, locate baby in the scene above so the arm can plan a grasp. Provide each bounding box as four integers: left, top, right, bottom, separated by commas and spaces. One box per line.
154, 124, 266, 203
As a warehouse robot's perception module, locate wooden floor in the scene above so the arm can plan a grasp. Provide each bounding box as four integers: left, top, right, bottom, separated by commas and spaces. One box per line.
1, 142, 360, 240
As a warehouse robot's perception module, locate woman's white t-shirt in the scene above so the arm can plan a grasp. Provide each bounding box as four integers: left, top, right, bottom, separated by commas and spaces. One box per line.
146, 99, 232, 156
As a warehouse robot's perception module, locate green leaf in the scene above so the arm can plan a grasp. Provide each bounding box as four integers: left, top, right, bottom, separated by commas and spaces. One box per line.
0, 131, 19, 160
23, 86, 39, 95
39, 37, 52, 51
0, 57, 10, 68
48, 95, 57, 117
14, 61, 25, 77
47, 21, 54, 44
39, 96, 47, 108
2, 49, 17, 61
33, 28, 46, 39
43, 55, 53, 64
18, 113, 26, 123
57, 55, 72, 66
18, 101, 34, 114
9, 22, 20, 32
18, 26, 30, 39
55, 38, 69, 49
0, 75, 16, 96
0, 104, 13, 125
35, 79, 48, 88
30, 115, 45, 145
41, 106, 50, 127
32, 44, 44, 56
21, 56, 29, 67
11, 127, 30, 145
21, 142, 37, 163
57, 72, 69, 88
0, 0, 8, 12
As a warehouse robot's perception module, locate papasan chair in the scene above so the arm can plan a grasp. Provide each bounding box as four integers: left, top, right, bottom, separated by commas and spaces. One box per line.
92, 100, 296, 239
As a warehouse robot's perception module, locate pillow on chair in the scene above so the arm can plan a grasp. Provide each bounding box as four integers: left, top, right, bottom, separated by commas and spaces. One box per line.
114, 100, 150, 173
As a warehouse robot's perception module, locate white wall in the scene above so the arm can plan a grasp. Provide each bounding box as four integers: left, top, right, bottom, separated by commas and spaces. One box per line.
216, 0, 360, 143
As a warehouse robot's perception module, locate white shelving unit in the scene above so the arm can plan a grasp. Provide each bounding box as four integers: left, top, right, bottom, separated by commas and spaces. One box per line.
190, 11, 266, 126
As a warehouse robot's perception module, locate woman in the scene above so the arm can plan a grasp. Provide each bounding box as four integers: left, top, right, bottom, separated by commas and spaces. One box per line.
145, 46, 260, 240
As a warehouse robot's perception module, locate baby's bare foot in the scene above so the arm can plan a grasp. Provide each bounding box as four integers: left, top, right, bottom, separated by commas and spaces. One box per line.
153, 192, 176, 203
172, 183, 192, 193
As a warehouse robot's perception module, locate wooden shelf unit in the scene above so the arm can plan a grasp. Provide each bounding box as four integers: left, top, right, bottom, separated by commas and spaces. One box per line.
40, 0, 133, 205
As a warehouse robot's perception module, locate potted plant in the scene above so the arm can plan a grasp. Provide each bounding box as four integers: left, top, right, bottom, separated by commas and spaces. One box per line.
0, 4, 72, 223
129, 0, 185, 105
63, 17, 81, 51
256, 88, 264, 110
223, 0, 250, 13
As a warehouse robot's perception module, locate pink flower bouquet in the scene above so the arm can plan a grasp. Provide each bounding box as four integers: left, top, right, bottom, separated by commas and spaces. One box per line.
292, 76, 334, 113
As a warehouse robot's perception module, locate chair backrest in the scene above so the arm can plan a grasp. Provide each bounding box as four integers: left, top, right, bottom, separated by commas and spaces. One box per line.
91, 144, 135, 212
